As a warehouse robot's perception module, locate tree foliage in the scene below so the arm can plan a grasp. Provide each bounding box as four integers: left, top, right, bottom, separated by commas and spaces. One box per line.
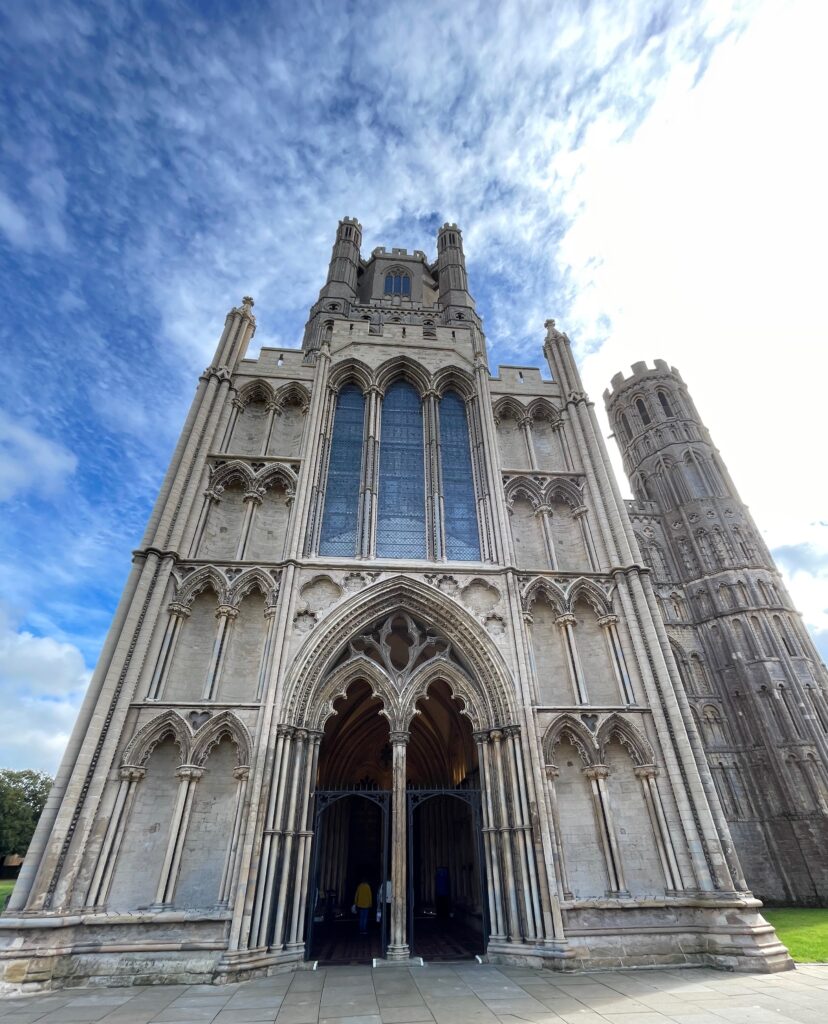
0, 770, 53, 860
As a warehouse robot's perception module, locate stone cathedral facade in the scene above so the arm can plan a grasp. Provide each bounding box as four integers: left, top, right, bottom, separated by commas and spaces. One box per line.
5, 217, 818, 989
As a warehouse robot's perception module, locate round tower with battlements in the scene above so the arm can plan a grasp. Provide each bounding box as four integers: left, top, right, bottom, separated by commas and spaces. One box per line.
605, 360, 828, 905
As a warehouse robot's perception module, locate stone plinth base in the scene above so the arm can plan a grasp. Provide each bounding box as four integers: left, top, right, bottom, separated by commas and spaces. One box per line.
560, 897, 794, 973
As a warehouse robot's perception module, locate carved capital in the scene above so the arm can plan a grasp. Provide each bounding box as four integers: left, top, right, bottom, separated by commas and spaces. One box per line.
489, 729, 503, 743
544, 763, 559, 780
216, 604, 239, 620
389, 730, 410, 746
534, 504, 553, 518
502, 724, 521, 738
233, 765, 251, 781
634, 763, 657, 779
168, 602, 191, 619
597, 614, 619, 628
243, 489, 264, 505
176, 764, 205, 780
583, 764, 610, 781
556, 613, 576, 627
472, 730, 490, 744
119, 764, 146, 782
276, 724, 295, 739
572, 505, 589, 519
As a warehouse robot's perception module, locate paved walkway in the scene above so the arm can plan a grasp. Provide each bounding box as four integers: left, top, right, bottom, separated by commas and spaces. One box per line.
1, 963, 828, 1024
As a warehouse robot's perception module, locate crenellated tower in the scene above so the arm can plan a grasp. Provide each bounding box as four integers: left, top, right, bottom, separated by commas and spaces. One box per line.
605, 360, 828, 904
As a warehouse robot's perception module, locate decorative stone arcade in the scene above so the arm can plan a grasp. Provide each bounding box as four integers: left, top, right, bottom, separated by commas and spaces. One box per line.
0, 220, 798, 989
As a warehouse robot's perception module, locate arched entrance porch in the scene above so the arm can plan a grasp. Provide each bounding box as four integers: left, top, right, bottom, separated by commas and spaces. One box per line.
244, 581, 554, 963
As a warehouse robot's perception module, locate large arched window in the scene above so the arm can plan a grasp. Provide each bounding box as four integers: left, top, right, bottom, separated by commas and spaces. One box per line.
319, 385, 365, 556
384, 271, 411, 296
376, 381, 426, 558
440, 391, 480, 560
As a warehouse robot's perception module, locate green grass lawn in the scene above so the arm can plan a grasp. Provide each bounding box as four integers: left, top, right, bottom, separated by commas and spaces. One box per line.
765, 908, 828, 962
0, 879, 15, 907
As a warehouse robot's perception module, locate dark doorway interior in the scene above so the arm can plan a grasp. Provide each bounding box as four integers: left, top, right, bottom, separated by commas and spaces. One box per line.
409, 792, 485, 960
308, 681, 390, 964
406, 680, 487, 959
308, 792, 388, 964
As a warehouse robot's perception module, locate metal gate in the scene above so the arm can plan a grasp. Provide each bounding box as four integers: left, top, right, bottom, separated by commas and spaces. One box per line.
305, 788, 391, 960
406, 787, 488, 956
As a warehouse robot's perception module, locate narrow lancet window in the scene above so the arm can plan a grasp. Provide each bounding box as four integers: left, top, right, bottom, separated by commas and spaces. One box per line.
319, 385, 365, 556
376, 381, 426, 558
440, 391, 480, 560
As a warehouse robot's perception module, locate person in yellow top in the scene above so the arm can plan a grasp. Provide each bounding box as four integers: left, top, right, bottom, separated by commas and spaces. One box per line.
353, 877, 372, 935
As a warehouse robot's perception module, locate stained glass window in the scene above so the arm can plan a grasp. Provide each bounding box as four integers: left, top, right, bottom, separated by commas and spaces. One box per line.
319, 385, 365, 556
376, 381, 427, 558
440, 391, 480, 560
384, 272, 411, 296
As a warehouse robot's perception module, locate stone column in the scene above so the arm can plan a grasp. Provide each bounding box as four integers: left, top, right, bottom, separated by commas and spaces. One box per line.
288, 731, 323, 950
153, 764, 203, 908
218, 765, 250, 907
86, 765, 146, 907
520, 416, 538, 470
490, 730, 521, 941
635, 765, 682, 891
387, 730, 410, 960
573, 504, 599, 571
203, 605, 238, 701
221, 397, 244, 453
556, 613, 588, 704
503, 726, 541, 939
583, 765, 627, 895
598, 613, 635, 704
361, 385, 382, 557
235, 489, 263, 560
475, 731, 505, 941
272, 729, 307, 950
424, 390, 444, 560
188, 490, 218, 558
250, 726, 293, 948
147, 605, 188, 700
261, 401, 279, 456
535, 505, 557, 568
256, 606, 279, 701
542, 765, 572, 898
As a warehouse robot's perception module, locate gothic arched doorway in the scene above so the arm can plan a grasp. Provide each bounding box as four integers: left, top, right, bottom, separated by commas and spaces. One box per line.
307, 681, 391, 964
407, 680, 487, 959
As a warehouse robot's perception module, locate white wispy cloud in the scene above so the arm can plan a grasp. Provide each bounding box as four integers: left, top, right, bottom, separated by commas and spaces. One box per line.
0, 0, 825, 773
0, 607, 90, 772
0, 409, 78, 501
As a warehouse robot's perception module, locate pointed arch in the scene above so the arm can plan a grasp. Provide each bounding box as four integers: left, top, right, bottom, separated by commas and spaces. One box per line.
492, 395, 527, 424
273, 381, 310, 413
122, 711, 192, 767
257, 461, 298, 493
432, 365, 475, 400
328, 356, 373, 393
565, 577, 612, 616
597, 714, 655, 766
236, 379, 276, 408
526, 398, 561, 424
521, 575, 567, 616
191, 710, 252, 768
228, 567, 279, 608
542, 713, 597, 767
375, 355, 431, 396
283, 575, 515, 730
174, 565, 228, 608
209, 459, 257, 494
544, 477, 583, 509
503, 475, 544, 508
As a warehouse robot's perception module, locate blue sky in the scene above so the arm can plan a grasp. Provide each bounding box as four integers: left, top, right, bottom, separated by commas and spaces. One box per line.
1, 0, 826, 772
